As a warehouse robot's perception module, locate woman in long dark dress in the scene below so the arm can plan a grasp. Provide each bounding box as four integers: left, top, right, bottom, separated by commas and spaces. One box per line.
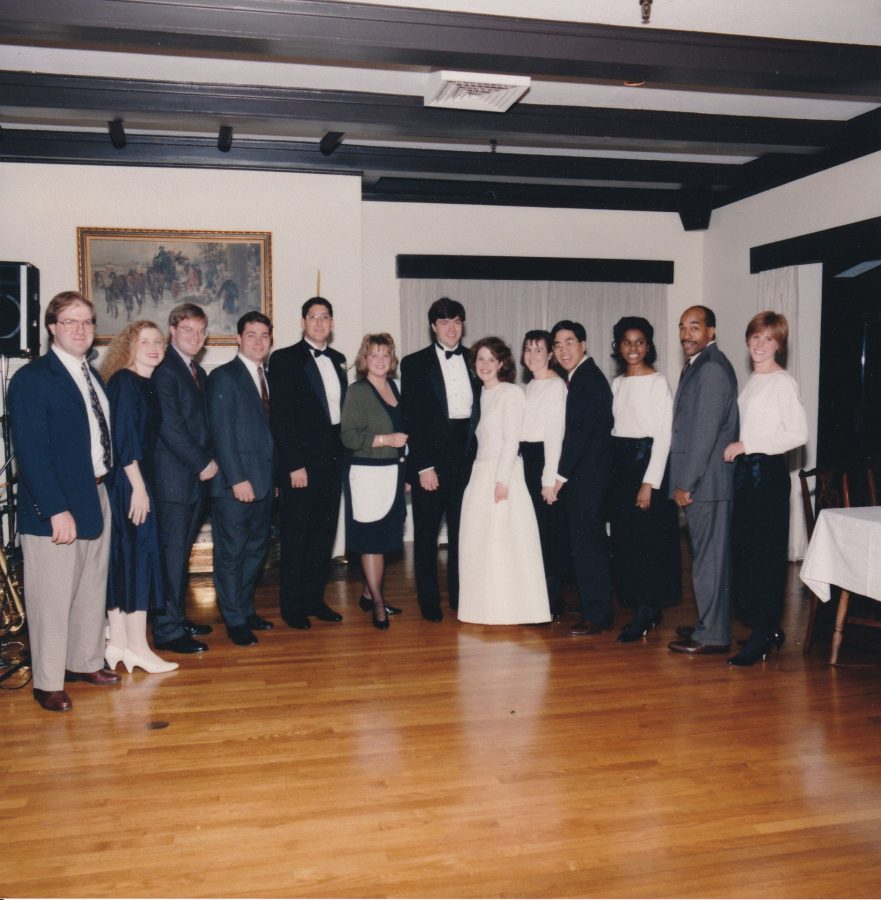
608, 316, 681, 642
341, 333, 408, 630
100, 320, 177, 673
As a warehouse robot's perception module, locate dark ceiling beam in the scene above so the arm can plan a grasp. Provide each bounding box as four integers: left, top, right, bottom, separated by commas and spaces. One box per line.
2, 0, 881, 100
0, 72, 842, 157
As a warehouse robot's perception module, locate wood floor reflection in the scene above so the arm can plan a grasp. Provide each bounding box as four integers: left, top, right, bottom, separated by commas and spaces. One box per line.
2, 544, 881, 899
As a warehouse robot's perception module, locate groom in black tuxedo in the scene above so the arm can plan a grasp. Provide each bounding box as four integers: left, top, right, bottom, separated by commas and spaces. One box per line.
400, 297, 479, 622
269, 297, 347, 630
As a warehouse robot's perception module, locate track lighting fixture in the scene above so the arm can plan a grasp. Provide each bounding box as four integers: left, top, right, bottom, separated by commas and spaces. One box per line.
319, 131, 345, 156
108, 118, 126, 149
218, 125, 233, 152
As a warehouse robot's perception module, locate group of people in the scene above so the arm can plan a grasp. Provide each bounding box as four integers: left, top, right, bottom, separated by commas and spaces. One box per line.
9, 289, 807, 715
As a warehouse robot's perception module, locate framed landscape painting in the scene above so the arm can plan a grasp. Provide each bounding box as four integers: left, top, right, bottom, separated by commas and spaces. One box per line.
77, 227, 272, 344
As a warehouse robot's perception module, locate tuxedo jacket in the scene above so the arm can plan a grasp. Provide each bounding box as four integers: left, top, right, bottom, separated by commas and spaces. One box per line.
8, 350, 106, 538
268, 340, 348, 480
206, 357, 275, 501
557, 356, 613, 492
152, 347, 213, 505
399, 344, 480, 481
669, 341, 739, 502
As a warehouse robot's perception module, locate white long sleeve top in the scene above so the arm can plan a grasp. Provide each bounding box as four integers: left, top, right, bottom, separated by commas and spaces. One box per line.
738, 370, 808, 456
476, 382, 525, 487
611, 371, 673, 489
520, 375, 568, 487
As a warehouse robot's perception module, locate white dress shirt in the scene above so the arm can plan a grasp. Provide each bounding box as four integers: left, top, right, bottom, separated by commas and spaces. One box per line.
435, 343, 473, 419
306, 339, 341, 424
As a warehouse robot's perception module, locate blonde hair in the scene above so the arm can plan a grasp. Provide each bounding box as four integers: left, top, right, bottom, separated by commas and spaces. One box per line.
354, 333, 398, 379
100, 320, 163, 382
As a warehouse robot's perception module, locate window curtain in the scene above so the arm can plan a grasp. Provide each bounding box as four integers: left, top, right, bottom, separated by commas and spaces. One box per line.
400, 278, 667, 382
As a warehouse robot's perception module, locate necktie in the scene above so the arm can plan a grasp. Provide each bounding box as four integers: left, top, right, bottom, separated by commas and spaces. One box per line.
439, 344, 463, 359
679, 359, 692, 384
257, 365, 270, 418
81, 361, 112, 471
312, 347, 326, 358
190, 360, 202, 390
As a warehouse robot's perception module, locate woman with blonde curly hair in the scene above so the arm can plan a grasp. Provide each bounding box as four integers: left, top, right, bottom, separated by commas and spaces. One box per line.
100, 320, 177, 673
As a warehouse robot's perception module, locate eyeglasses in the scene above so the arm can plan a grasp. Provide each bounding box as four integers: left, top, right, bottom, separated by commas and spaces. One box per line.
177, 324, 207, 337
553, 338, 581, 350
57, 319, 96, 330
305, 314, 332, 322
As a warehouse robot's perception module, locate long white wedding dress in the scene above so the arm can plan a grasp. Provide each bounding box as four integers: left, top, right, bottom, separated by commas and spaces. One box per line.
458, 382, 551, 625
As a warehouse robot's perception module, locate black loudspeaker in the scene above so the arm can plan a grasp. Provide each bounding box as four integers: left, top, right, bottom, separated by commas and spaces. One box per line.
0, 263, 40, 358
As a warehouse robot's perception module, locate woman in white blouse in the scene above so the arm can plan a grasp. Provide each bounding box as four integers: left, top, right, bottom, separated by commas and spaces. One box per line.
609, 317, 681, 643
458, 337, 550, 625
519, 330, 568, 617
723, 311, 808, 666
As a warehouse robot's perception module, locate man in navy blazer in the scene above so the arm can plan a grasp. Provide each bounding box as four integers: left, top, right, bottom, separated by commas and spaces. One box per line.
269, 296, 347, 630
551, 319, 615, 635
9, 290, 120, 712
668, 305, 739, 655
151, 302, 218, 653
207, 311, 276, 646
400, 297, 480, 622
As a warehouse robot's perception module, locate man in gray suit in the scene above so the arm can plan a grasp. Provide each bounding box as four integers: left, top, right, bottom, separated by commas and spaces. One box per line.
207, 311, 276, 646
667, 305, 739, 655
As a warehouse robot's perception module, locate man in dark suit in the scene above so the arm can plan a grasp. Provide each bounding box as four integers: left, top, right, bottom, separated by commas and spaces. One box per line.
668, 305, 739, 654
269, 296, 347, 630
9, 290, 120, 712
207, 311, 276, 646
551, 319, 615, 635
400, 297, 479, 622
152, 302, 218, 654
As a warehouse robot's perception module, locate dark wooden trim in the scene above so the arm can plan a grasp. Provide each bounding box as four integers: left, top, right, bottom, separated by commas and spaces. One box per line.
750, 216, 881, 273
397, 255, 674, 283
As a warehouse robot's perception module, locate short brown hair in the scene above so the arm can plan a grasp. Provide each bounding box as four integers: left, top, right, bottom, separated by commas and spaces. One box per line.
168, 302, 207, 329
746, 310, 789, 353
354, 332, 398, 379
469, 336, 516, 383
45, 290, 95, 338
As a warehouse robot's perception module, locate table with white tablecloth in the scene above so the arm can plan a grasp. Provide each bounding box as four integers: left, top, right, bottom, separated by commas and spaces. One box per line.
799, 506, 881, 663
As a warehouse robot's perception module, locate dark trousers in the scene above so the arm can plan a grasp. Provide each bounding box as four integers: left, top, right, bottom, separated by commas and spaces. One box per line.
211, 492, 273, 627
153, 489, 207, 643
565, 477, 613, 624
278, 457, 343, 619
732, 453, 790, 636
410, 421, 471, 614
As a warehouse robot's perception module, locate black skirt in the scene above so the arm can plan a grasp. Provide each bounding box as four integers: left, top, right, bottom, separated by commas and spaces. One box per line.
608, 436, 681, 609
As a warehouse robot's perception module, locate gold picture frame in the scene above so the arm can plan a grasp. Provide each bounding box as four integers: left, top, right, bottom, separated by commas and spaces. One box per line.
77, 227, 272, 345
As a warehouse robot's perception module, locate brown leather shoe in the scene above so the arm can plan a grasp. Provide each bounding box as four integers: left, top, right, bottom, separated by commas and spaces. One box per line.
33, 689, 73, 712
675, 625, 695, 639
668, 638, 730, 655
568, 619, 612, 636
64, 668, 122, 685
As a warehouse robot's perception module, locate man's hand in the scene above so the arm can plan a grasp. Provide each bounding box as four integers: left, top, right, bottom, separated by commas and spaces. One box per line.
50, 511, 77, 544
290, 467, 308, 489
232, 480, 256, 502
199, 460, 219, 481
674, 488, 693, 508
419, 469, 439, 492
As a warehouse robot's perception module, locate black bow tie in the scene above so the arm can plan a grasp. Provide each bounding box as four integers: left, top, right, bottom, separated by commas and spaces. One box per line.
312, 347, 327, 358
439, 344, 463, 359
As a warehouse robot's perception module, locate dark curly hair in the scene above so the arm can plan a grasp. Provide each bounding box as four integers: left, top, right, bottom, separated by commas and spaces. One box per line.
469, 336, 516, 384
611, 316, 657, 373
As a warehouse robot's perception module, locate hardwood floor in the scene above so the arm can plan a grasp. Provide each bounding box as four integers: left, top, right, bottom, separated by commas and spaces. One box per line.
2, 546, 881, 898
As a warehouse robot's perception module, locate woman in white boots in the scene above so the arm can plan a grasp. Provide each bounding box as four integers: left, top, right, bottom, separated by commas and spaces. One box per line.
100, 321, 178, 674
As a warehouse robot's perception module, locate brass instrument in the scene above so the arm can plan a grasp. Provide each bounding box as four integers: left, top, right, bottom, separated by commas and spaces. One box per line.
0, 541, 24, 636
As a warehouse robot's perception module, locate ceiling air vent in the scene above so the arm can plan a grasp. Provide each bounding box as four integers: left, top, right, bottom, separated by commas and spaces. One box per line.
424, 70, 531, 113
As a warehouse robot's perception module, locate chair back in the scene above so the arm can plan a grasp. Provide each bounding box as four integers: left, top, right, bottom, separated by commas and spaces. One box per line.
798, 467, 850, 541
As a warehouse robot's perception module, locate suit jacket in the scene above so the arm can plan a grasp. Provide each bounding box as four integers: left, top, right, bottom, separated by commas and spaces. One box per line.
399, 344, 480, 481
268, 339, 348, 480
557, 356, 614, 490
669, 342, 739, 501
152, 347, 213, 504
8, 350, 105, 538
207, 357, 275, 500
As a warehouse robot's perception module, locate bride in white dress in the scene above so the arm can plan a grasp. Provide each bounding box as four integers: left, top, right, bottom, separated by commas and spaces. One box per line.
458, 337, 551, 625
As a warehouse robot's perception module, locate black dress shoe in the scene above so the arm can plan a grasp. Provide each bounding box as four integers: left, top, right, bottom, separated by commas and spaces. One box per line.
310, 603, 343, 622
569, 618, 612, 636
155, 635, 209, 654
227, 624, 258, 646
617, 607, 663, 643
372, 611, 390, 630
668, 638, 729, 655
421, 608, 443, 622
184, 619, 213, 636
675, 625, 695, 640
245, 613, 274, 631
359, 596, 401, 615
283, 613, 311, 630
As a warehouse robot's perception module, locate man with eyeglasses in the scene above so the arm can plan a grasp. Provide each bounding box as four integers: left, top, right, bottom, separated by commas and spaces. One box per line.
550, 319, 614, 636
9, 290, 121, 711
269, 296, 347, 630
151, 302, 219, 654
